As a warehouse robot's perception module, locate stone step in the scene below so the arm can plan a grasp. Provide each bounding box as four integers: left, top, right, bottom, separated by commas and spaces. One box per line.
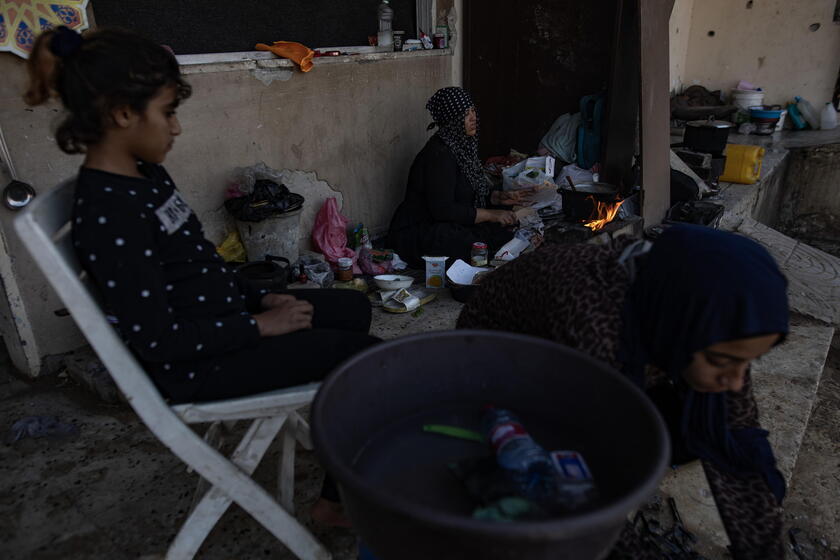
735, 217, 840, 326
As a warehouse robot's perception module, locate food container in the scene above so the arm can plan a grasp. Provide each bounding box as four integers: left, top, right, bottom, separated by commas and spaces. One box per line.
393, 31, 405, 51
336, 257, 354, 282
373, 274, 414, 291
421, 256, 448, 288
731, 88, 765, 112
683, 118, 735, 155
470, 242, 488, 267
403, 39, 422, 52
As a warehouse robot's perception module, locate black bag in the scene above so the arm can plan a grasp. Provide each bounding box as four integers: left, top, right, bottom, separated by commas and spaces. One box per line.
670, 169, 700, 205
225, 179, 304, 222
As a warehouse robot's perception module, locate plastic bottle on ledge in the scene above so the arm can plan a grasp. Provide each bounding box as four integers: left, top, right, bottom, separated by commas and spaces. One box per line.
820, 102, 838, 131
483, 406, 558, 505
795, 96, 820, 130
377, 1, 394, 48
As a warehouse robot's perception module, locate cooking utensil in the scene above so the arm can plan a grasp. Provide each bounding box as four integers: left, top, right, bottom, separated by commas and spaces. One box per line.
565, 175, 578, 192
557, 182, 619, 222
682, 118, 734, 155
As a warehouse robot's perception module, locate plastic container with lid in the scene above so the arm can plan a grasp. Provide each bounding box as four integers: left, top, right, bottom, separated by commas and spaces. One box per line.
470, 242, 488, 267
795, 96, 820, 130
820, 102, 838, 131
720, 145, 765, 185
731, 88, 765, 112
336, 257, 353, 282
377, 0, 393, 47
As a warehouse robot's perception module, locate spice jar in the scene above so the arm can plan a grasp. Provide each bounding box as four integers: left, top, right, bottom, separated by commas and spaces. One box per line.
336, 257, 353, 281
470, 242, 488, 267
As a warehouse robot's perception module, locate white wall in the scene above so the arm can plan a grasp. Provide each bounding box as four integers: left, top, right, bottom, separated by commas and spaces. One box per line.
0, 51, 454, 376
681, 0, 840, 106
669, 0, 695, 94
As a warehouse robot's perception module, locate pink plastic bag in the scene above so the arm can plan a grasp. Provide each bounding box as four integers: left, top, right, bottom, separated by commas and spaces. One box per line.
312, 198, 356, 265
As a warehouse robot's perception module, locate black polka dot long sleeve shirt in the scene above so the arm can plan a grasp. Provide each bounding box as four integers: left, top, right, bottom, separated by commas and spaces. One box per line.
72, 163, 260, 388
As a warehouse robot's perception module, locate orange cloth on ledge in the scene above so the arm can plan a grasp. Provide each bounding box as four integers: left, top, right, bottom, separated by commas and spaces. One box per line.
255, 41, 315, 72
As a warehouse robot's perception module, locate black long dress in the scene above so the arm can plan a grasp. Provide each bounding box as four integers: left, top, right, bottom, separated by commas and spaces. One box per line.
387, 136, 513, 267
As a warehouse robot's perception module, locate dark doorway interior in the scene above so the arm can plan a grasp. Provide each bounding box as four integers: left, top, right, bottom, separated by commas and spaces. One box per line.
464, 0, 619, 159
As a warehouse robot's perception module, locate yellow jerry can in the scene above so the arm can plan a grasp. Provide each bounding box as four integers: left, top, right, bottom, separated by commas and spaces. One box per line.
720, 144, 765, 184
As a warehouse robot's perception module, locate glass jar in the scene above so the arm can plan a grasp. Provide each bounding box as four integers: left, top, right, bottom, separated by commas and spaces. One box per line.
336, 257, 353, 281
471, 242, 488, 267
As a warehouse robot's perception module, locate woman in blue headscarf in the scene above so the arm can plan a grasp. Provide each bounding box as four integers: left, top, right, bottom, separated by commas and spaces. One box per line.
458, 224, 789, 559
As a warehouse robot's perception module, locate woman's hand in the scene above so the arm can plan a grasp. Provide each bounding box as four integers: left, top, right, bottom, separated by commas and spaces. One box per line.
477, 208, 518, 226
253, 297, 313, 336
491, 188, 536, 206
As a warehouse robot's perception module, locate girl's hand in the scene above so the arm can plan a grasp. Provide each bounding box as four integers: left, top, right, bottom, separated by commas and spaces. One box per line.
260, 293, 298, 309
254, 297, 313, 336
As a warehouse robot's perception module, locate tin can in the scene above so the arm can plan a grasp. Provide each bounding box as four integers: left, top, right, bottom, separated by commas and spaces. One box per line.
470, 242, 488, 267
433, 33, 446, 49
393, 31, 405, 52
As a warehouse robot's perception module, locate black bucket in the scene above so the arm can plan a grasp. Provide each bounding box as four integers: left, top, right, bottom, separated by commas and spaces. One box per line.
312, 331, 669, 560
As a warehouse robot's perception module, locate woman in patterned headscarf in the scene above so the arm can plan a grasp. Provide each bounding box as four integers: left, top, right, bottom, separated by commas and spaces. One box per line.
387, 87, 531, 267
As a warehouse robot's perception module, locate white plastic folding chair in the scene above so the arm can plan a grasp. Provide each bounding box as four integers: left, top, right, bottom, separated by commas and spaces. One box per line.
14, 179, 331, 560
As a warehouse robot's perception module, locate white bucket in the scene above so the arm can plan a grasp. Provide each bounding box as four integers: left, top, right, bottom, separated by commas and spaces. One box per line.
731, 89, 765, 112
236, 209, 302, 262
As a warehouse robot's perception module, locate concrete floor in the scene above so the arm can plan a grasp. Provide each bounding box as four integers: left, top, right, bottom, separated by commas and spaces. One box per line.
1, 290, 838, 559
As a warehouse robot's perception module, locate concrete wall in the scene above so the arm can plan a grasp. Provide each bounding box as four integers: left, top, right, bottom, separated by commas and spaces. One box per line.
0, 50, 454, 376
680, 0, 840, 106
780, 144, 840, 246
668, 0, 695, 93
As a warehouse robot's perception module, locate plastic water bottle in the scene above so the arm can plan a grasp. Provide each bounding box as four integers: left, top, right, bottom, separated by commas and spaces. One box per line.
377, 1, 394, 48
820, 102, 838, 131
795, 96, 821, 130
483, 407, 558, 504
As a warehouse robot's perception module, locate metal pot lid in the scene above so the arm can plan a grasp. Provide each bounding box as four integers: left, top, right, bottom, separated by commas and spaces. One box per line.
560, 182, 617, 194
685, 119, 734, 129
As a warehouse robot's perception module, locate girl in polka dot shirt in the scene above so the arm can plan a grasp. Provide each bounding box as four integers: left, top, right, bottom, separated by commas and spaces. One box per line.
25, 26, 378, 527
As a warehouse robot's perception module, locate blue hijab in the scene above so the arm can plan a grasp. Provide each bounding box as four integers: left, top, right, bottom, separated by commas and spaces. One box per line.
620, 224, 789, 502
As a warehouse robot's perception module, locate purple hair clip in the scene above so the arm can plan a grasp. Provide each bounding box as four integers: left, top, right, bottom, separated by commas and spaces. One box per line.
49, 26, 83, 58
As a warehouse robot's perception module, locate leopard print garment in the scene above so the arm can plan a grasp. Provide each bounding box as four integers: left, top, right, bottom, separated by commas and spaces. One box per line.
706, 370, 784, 559
457, 240, 783, 559
457, 239, 635, 369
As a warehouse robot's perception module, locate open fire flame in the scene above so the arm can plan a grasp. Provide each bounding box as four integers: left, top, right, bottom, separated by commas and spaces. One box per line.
582, 195, 624, 232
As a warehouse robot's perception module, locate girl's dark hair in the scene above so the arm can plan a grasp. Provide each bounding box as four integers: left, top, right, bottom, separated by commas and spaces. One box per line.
24, 27, 192, 154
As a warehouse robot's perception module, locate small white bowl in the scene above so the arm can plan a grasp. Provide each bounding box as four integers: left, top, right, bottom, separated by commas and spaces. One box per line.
373, 274, 414, 291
